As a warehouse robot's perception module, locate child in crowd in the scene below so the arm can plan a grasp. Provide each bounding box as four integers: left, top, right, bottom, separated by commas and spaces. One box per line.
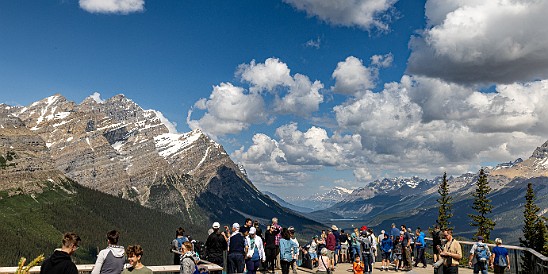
353, 256, 364, 274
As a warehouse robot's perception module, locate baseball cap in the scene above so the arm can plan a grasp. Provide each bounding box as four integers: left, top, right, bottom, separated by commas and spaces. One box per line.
233, 223, 240, 229
249, 227, 256, 234
212, 222, 220, 229
477, 236, 484, 241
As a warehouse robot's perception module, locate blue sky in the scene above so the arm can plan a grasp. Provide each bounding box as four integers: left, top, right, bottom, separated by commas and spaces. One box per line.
2, 0, 548, 198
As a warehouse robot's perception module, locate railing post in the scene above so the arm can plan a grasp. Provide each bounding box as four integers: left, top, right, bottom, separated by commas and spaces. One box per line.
513, 248, 518, 274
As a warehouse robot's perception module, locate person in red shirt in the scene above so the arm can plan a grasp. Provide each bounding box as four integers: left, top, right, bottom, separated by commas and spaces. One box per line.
326, 228, 337, 270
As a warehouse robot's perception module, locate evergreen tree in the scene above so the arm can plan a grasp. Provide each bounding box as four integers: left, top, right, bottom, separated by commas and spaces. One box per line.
520, 183, 548, 258
468, 169, 495, 241
436, 172, 453, 229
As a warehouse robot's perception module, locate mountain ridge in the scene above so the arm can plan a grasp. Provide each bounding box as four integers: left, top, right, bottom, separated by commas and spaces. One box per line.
1, 93, 324, 234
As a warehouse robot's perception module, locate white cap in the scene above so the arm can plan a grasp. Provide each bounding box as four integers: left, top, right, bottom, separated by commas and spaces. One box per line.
249, 227, 256, 234
212, 222, 220, 229
233, 223, 240, 229
381, 230, 385, 234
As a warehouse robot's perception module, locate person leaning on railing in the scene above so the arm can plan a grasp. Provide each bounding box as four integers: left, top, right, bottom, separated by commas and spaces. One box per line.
489, 238, 510, 274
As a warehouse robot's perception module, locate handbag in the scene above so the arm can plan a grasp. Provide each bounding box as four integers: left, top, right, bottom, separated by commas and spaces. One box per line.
320, 256, 331, 274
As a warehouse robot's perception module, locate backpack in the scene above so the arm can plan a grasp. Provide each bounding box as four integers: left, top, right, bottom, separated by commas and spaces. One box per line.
475, 243, 490, 262
183, 257, 201, 274
360, 237, 372, 255
497, 254, 508, 267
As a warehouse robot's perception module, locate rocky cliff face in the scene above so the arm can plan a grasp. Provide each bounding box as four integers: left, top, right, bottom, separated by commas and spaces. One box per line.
0, 106, 67, 194
1, 94, 321, 230
490, 140, 548, 179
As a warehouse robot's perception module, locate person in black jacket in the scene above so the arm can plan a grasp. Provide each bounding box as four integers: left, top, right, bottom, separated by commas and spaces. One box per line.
205, 222, 228, 274
40, 232, 81, 274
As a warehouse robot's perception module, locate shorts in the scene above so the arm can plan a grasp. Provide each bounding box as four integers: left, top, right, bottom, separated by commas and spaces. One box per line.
327, 250, 334, 260
381, 252, 390, 260
310, 252, 318, 260
341, 244, 349, 253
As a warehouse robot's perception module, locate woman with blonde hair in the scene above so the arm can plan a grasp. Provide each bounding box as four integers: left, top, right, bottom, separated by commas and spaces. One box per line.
490, 238, 510, 274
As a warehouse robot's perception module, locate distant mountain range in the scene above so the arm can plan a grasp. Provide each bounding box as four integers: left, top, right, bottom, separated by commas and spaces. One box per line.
273, 142, 548, 244
287, 186, 354, 211
0, 94, 324, 264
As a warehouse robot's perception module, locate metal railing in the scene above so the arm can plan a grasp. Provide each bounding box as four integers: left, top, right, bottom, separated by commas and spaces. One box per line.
423, 237, 548, 274
0, 262, 222, 274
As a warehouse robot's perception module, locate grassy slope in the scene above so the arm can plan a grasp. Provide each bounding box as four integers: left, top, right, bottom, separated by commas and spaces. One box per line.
0, 180, 206, 266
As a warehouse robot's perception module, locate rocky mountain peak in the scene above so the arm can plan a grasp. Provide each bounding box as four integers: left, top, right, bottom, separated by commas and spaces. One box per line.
490, 139, 548, 179
531, 140, 548, 159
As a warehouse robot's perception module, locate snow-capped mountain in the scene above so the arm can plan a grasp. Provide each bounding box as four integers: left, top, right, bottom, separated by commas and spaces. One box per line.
0, 94, 322, 231
287, 187, 354, 210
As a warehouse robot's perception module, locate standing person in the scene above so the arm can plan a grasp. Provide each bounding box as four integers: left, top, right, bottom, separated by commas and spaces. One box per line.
279, 228, 299, 274
392, 233, 403, 271
245, 227, 266, 274
181, 242, 199, 274
358, 230, 373, 274
308, 236, 319, 267
379, 233, 392, 272
241, 218, 253, 236
490, 238, 510, 274
227, 223, 246, 274
265, 225, 279, 273
366, 228, 377, 264
40, 232, 81, 274
432, 225, 442, 263
317, 248, 331, 274
326, 228, 336, 270
91, 230, 125, 274
339, 230, 349, 263
288, 227, 299, 274
400, 225, 412, 271
389, 223, 399, 241
350, 227, 361, 261
122, 245, 152, 274
332, 225, 341, 265
413, 228, 427, 268
389, 223, 399, 264
468, 236, 491, 274
272, 217, 283, 269
440, 228, 462, 274
253, 220, 263, 239
205, 222, 228, 274
171, 228, 188, 265
352, 255, 364, 274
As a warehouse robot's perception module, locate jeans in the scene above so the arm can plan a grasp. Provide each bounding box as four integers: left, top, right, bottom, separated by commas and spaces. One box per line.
363, 253, 373, 273
227, 253, 244, 273
414, 247, 426, 266
442, 265, 459, 274
265, 247, 277, 271
474, 262, 488, 274
351, 246, 361, 261
245, 259, 260, 274
281, 260, 291, 274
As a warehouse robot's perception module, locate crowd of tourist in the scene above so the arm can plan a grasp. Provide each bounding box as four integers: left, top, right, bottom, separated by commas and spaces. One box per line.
39, 219, 512, 274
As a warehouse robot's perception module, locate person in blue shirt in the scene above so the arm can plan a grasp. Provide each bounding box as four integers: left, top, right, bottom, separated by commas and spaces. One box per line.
413, 228, 427, 267
279, 228, 299, 274
489, 238, 510, 274
380, 234, 393, 271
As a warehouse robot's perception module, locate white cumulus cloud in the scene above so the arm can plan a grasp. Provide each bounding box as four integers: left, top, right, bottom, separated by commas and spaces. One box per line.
331, 56, 377, 96
283, 0, 398, 31
408, 0, 548, 84
187, 83, 267, 138
233, 123, 362, 187
79, 0, 144, 14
